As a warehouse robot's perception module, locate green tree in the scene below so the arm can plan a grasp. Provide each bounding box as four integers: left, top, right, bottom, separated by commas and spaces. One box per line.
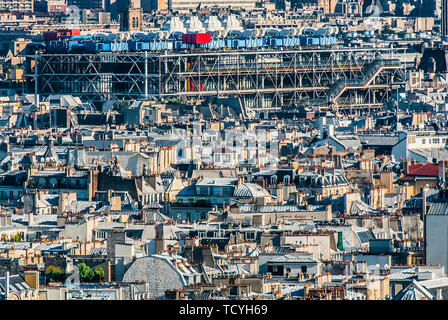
93, 267, 105, 282
77, 263, 94, 282
113, 100, 129, 112
46, 265, 65, 282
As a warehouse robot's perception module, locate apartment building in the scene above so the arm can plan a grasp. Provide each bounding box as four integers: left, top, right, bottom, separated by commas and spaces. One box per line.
0, 0, 33, 12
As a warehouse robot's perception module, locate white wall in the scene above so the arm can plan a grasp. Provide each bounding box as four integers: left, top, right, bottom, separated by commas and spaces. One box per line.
426, 215, 448, 270
283, 235, 332, 260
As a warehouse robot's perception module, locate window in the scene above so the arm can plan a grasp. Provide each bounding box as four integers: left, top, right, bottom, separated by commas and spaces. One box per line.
267, 265, 284, 276
132, 17, 137, 28
421, 139, 426, 145
246, 232, 256, 240
97, 231, 105, 239
223, 187, 233, 196
301, 266, 308, 273
198, 187, 208, 196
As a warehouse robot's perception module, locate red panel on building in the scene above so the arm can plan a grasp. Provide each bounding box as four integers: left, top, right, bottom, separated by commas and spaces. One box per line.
43, 29, 80, 41
195, 33, 211, 44
182, 33, 211, 44
181, 33, 190, 44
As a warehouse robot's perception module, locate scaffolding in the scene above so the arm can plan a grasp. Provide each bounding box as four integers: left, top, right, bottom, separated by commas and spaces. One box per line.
25, 46, 405, 114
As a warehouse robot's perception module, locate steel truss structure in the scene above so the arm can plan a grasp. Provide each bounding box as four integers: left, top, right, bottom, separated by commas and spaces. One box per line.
26, 46, 405, 114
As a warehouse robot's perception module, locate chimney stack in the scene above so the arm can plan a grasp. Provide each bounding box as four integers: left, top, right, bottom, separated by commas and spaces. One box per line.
28, 212, 34, 226
404, 160, 410, 175
422, 185, 429, 216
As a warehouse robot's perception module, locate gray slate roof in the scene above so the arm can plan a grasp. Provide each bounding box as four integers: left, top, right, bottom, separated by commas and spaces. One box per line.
358, 135, 399, 146
427, 202, 448, 215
